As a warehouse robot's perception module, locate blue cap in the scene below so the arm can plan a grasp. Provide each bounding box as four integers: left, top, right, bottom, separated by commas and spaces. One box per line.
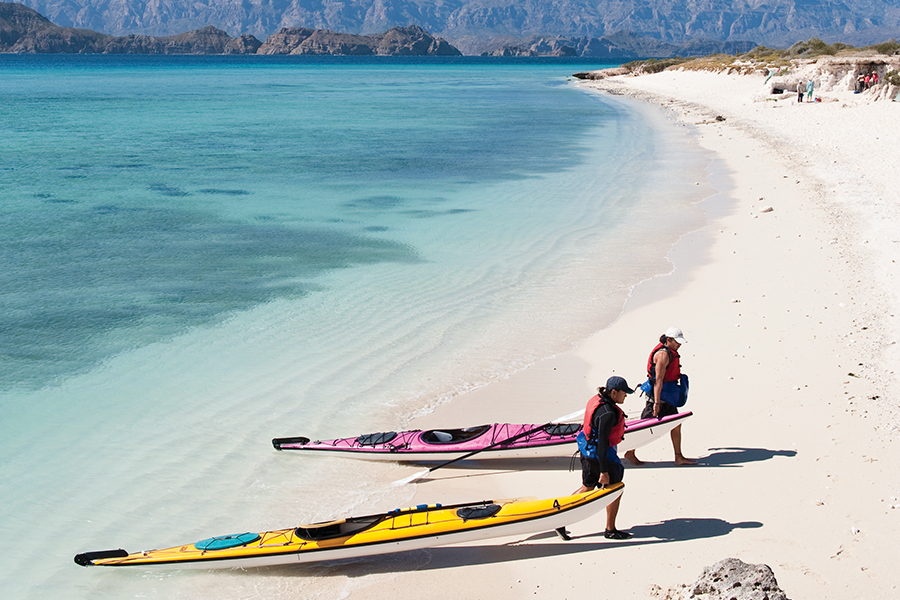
606, 376, 634, 394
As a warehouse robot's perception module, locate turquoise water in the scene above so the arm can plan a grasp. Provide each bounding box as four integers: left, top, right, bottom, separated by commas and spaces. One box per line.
0, 56, 709, 599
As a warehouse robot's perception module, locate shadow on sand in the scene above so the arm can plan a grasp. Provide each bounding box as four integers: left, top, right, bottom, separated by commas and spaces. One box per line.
399, 456, 577, 471
403, 447, 798, 482
229, 517, 761, 579
625, 446, 798, 469
397, 456, 578, 484
698, 447, 797, 467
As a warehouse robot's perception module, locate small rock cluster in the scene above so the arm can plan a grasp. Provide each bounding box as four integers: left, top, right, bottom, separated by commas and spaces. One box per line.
650, 558, 790, 600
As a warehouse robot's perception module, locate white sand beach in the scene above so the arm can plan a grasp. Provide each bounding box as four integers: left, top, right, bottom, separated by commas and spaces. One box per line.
352, 67, 900, 598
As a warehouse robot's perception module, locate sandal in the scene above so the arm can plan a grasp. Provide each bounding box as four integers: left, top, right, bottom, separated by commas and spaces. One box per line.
604, 529, 632, 540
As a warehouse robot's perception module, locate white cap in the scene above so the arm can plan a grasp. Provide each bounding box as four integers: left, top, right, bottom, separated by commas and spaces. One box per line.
666, 326, 687, 344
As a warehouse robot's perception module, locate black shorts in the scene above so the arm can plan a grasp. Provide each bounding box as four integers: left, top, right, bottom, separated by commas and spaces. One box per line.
580, 456, 624, 488
640, 397, 679, 419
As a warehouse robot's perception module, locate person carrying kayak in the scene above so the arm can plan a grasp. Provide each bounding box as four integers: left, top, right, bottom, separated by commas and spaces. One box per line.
557, 375, 634, 541
624, 326, 696, 466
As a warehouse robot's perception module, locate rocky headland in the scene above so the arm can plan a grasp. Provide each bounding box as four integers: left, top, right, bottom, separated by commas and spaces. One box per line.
572, 40, 900, 102
256, 25, 459, 56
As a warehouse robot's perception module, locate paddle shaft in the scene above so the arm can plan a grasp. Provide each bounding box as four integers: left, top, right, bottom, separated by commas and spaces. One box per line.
392, 407, 585, 485
416, 421, 571, 476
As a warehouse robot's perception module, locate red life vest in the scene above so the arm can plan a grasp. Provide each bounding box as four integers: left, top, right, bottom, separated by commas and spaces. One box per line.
647, 342, 681, 383
582, 394, 625, 446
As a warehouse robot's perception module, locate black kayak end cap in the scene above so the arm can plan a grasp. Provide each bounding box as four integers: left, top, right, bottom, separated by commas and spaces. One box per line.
272, 436, 310, 451
74, 549, 128, 566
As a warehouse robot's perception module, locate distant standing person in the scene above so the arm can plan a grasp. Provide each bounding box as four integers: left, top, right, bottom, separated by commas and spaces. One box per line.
558, 376, 634, 541
624, 327, 696, 466
797, 81, 805, 103
806, 79, 814, 102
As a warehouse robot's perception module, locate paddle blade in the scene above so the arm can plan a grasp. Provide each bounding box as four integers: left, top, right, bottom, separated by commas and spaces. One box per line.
554, 408, 585, 423
392, 468, 430, 486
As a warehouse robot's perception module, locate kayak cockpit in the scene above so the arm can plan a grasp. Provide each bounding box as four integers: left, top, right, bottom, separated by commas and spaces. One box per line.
456, 504, 501, 521
295, 516, 384, 541
420, 424, 491, 445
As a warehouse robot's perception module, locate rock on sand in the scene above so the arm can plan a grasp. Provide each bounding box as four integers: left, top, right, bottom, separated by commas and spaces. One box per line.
650, 558, 790, 600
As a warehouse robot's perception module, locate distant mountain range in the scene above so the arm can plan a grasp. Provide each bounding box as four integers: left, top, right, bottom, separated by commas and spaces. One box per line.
2, 1, 897, 56
0, 4, 460, 54
10, 0, 900, 55
0, 3, 757, 56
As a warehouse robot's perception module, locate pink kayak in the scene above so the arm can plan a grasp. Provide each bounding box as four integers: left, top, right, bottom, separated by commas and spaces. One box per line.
273, 412, 692, 462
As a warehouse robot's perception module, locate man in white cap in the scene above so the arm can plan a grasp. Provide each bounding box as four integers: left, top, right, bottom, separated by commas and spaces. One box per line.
623, 327, 696, 466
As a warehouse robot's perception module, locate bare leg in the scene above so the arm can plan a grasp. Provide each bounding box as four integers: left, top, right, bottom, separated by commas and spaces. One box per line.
671, 424, 697, 465
603, 495, 631, 538
623, 449, 645, 465
559, 485, 596, 539
605, 496, 621, 531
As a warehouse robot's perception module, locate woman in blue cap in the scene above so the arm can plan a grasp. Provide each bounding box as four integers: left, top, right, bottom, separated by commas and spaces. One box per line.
559, 375, 634, 540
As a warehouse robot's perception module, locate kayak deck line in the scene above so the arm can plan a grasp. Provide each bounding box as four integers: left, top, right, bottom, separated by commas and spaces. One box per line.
74, 485, 624, 569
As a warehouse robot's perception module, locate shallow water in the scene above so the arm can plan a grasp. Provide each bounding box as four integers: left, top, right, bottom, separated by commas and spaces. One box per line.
0, 56, 710, 599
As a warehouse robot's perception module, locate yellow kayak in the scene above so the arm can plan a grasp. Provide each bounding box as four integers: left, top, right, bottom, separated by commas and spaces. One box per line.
75, 483, 623, 569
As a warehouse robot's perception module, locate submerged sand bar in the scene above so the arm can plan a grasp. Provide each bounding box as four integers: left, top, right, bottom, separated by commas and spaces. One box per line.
356, 68, 900, 598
